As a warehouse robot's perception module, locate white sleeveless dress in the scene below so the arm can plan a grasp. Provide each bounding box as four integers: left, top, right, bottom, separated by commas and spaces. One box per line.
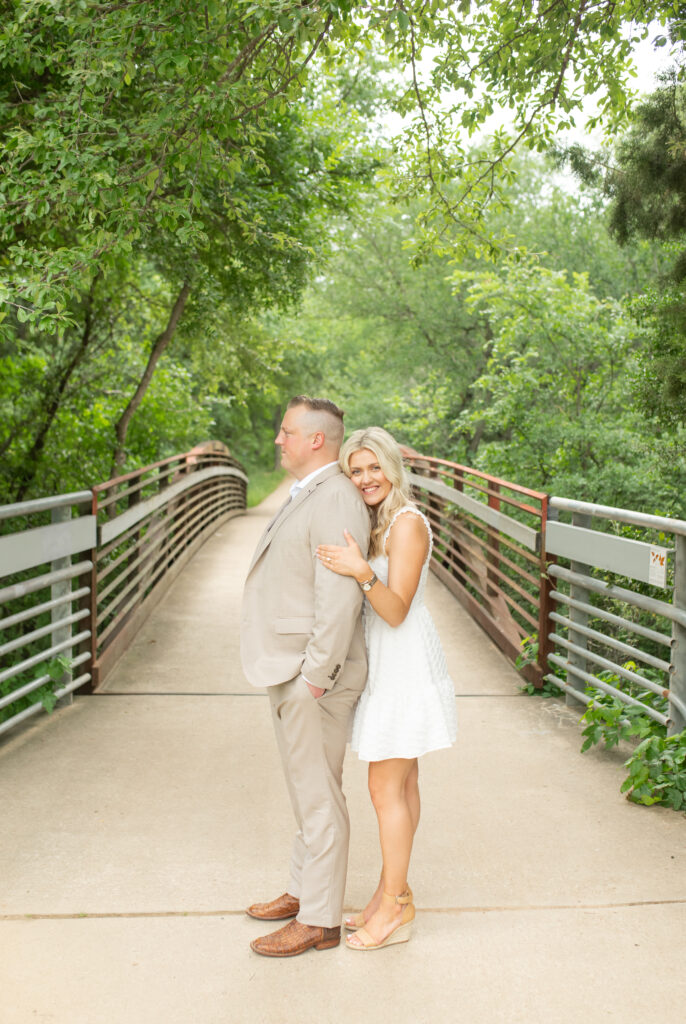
350, 506, 458, 761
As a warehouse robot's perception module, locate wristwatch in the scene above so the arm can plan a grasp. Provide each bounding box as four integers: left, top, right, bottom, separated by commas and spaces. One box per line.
360, 573, 378, 592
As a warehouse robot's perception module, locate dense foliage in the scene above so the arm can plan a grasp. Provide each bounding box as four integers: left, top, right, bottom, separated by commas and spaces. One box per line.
255, 158, 684, 513
562, 75, 686, 430
3, 1, 686, 509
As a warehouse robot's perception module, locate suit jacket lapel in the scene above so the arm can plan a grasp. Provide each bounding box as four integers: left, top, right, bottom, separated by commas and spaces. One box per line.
247, 463, 342, 573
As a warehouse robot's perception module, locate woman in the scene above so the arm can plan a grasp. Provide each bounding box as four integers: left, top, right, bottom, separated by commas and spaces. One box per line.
316, 427, 457, 951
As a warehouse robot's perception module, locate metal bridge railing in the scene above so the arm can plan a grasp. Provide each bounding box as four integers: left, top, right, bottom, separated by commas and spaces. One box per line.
402, 449, 552, 688
0, 442, 247, 737
403, 449, 686, 734
544, 497, 686, 736
0, 491, 95, 737
5, 439, 685, 743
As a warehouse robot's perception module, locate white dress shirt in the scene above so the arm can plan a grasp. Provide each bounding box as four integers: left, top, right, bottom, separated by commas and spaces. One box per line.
290, 460, 339, 499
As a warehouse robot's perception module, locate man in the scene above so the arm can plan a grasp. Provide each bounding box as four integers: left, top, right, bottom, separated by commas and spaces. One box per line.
240, 396, 371, 957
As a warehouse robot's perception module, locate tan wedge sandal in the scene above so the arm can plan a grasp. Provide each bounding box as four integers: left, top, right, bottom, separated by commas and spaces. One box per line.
345, 890, 415, 951
344, 885, 412, 932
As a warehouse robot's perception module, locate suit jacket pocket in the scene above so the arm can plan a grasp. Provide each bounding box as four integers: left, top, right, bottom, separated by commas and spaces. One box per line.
275, 616, 315, 634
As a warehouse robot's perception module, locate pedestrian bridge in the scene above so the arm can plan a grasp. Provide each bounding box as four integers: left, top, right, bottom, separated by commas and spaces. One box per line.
1, 447, 685, 1023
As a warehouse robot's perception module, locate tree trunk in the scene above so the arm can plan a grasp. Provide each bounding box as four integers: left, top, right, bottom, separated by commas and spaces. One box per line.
109, 281, 191, 478
13, 277, 99, 501
467, 419, 486, 458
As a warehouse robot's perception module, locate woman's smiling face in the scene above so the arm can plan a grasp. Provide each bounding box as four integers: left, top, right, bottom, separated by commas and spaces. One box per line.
348, 448, 392, 506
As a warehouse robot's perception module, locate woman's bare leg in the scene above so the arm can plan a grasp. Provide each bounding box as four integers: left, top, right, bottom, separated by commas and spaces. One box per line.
405, 758, 420, 834
347, 758, 421, 928
347, 757, 417, 946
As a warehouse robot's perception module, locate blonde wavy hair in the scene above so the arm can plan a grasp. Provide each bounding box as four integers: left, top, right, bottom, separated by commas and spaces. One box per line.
339, 426, 414, 557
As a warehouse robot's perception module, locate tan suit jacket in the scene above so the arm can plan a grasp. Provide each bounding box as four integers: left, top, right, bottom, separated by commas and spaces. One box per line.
240, 464, 370, 691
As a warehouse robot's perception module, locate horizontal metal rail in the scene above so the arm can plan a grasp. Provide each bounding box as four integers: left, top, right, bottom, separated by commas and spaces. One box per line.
0, 651, 91, 711
99, 466, 247, 545
0, 672, 91, 736
549, 633, 670, 701
549, 496, 686, 538
544, 673, 593, 707
409, 452, 546, 501
0, 629, 91, 687
549, 612, 671, 672
549, 590, 672, 647
548, 654, 670, 726
549, 564, 683, 626
425, 508, 539, 605
431, 539, 539, 632
0, 561, 92, 603
546, 520, 673, 588
0, 490, 92, 521
0, 515, 96, 575
0, 487, 94, 740
407, 472, 540, 551
0, 587, 90, 632
0, 607, 90, 659
96, 477, 238, 595
428, 507, 542, 592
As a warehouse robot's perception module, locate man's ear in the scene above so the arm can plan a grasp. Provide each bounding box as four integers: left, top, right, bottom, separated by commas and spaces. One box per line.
311, 431, 325, 451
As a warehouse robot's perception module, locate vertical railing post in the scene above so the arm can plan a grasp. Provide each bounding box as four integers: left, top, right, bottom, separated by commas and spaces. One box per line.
566, 510, 592, 706
450, 467, 466, 589
537, 495, 553, 689
50, 505, 73, 707
127, 481, 142, 606
87, 488, 100, 690
425, 462, 445, 567
486, 481, 500, 597
669, 534, 686, 735
151, 464, 170, 588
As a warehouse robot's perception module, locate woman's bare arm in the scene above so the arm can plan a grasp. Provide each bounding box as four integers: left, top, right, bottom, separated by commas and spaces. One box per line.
316, 511, 429, 627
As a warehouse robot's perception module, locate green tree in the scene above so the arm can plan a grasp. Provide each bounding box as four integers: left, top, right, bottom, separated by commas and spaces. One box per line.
561, 74, 686, 427
366, 0, 685, 261
0, 5, 382, 499
256, 154, 663, 471
455, 261, 683, 511
3, 0, 685, 503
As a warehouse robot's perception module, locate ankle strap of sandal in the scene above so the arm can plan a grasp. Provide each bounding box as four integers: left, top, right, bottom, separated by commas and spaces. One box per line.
384, 889, 412, 905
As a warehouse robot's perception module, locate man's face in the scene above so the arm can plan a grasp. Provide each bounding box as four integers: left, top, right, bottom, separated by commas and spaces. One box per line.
275, 405, 316, 479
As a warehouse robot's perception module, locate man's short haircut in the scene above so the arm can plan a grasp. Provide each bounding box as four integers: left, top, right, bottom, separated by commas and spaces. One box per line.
287, 395, 345, 448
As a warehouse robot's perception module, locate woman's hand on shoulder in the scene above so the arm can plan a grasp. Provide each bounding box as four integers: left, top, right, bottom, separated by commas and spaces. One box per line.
316, 529, 370, 581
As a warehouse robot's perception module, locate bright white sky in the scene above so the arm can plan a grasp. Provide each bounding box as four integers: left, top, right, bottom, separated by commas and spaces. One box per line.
631, 26, 677, 93
378, 23, 680, 148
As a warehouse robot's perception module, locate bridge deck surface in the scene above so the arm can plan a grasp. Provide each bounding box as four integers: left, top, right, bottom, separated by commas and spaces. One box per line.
1, 483, 684, 1023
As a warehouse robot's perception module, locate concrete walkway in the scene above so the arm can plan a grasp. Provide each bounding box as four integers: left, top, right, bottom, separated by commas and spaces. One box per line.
2, 484, 685, 1024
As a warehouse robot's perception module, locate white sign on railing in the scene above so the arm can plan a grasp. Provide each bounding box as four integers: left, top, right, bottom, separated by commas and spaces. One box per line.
545, 521, 672, 589
649, 546, 668, 588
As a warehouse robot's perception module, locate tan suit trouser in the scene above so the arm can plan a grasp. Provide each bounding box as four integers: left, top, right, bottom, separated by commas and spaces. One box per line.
269, 675, 360, 929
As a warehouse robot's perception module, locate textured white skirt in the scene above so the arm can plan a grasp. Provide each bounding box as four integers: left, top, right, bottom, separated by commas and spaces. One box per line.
350, 544, 457, 761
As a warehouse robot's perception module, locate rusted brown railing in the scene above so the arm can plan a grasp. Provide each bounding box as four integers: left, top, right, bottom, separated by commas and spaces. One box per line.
90, 442, 247, 687
0, 441, 247, 736
402, 448, 551, 686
